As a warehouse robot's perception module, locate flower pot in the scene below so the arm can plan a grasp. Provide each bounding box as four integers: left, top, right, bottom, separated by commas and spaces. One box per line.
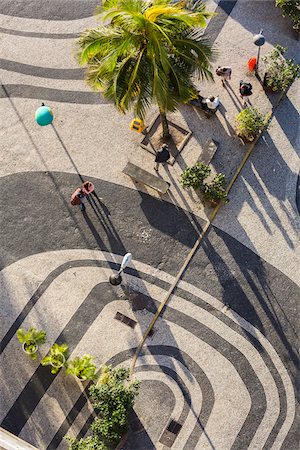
23, 341, 38, 355
50, 352, 66, 369
75, 375, 87, 382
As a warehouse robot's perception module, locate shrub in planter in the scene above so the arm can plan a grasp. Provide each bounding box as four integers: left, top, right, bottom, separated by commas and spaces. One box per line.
180, 162, 211, 189
41, 343, 68, 374
66, 354, 97, 381
263, 45, 300, 92
16, 327, 46, 360
66, 366, 140, 450
275, 1, 300, 31
203, 174, 228, 204
235, 107, 265, 142
66, 435, 108, 450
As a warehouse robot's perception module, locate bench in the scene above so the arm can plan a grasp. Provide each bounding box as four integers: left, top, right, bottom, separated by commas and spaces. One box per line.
198, 139, 219, 166
123, 162, 170, 195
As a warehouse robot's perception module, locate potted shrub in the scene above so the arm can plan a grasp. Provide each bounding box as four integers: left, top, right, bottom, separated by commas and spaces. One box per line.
16, 327, 46, 360
263, 45, 300, 92
180, 162, 211, 189
41, 343, 68, 374
66, 354, 97, 382
235, 107, 265, 142
66, 366, 140, 450
203, 174, 229, 206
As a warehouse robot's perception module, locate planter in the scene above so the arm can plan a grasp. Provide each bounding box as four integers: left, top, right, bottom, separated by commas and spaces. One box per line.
205, 198, 220, 208
262, 73, 277, 93
237, 133, 255, 144
293, 25, 300, 41
50, 352, 65, 369
115, 432, 128, 450
22, 342, 38, 356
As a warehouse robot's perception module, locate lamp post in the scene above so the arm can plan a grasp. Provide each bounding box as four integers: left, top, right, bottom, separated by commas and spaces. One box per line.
253, 30, 265, 73
109, 253, 132, 286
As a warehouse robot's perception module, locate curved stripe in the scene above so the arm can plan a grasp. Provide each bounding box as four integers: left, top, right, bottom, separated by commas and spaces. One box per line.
0, 251, 295, 447
0, 1, 99, 21
0, 59, 83, 79
0, 27, 78, 39
107, 346, 215, 447
0, 84, 105, 104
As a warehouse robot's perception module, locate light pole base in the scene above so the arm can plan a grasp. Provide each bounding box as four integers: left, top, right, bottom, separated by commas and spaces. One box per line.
109, 273, 122, 286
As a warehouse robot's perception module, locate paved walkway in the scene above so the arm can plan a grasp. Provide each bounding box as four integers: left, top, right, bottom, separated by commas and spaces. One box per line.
0, 1, 299, 449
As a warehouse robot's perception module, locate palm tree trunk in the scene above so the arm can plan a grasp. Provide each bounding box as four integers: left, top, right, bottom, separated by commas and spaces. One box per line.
159, 109, 170, 139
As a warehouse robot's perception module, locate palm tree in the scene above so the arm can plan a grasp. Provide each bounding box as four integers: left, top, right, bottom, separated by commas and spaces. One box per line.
78, 0, 215, 139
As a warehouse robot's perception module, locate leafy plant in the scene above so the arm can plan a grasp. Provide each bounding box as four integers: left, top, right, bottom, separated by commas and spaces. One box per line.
263, 44, 300, 92
66, 435, 108, 450
67, 366, 140, 449
180, 163, 211, 189
77, 0, 215, 138
16, 327, 46, 360
203, 174, 228, 203
275, 1, 300, 29
66, 354, 97, 381
235, 107, 265, 141
41, 343, 68, 374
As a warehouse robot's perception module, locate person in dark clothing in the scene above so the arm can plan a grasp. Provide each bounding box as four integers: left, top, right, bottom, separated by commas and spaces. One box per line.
154, 144, 171, 171
239, 80, 253, 106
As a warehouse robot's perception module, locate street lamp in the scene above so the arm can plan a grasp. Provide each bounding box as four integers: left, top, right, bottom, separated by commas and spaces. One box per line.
109, 253, 132, 286
253, 30, 265, 73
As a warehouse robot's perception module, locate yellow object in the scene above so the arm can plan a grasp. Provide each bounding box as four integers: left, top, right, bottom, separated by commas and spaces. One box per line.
130, 118, 145, 133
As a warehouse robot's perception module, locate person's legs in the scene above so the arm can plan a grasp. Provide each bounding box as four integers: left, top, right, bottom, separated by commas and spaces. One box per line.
154, 161, 159, 171
79, 202, 85, 211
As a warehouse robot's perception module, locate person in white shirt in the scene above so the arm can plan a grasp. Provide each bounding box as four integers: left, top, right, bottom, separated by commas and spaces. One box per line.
204, 96, 220, 111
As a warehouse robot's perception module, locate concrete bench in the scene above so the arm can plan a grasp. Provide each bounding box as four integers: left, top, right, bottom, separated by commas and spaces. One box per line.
123, 162, 170, 195
198, 139, 219, 166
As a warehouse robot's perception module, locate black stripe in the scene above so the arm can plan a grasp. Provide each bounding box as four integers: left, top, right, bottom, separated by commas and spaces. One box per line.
0, 59, 83, 79
0, 0, 99, 20
0, 27, 78, 39
0, 84, 106, 104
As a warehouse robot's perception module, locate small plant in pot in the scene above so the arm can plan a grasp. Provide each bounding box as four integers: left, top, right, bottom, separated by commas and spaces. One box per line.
66, 354, 97, 381
235, 107, 265, 142
16, 327, 46, 360
203, 174, 229, 206
180, 162, 211, 190
41, 343, 68, 374
263, 44, 300, 92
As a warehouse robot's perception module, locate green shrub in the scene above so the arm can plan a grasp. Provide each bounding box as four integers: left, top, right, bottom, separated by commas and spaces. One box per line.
263, 44, 300, 92
16, 327, 46, 360
275, 1, 300, 29
180, 162, 211, 189
235, 107, 265, 141
66, 435, 108, 450
41, 343, 69, 374
67, 366, 140, 449
203, 174, 228, 203
66, 354, 97, 381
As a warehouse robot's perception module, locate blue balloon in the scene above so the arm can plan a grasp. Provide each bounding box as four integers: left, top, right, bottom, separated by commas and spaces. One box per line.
35, 105, 53, 126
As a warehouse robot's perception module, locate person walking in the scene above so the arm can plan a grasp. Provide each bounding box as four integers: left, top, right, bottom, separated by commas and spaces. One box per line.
239, 80, 253, 106
70, 187, 86, 211
154, 143, 170, 171
216, 66, 232, 87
